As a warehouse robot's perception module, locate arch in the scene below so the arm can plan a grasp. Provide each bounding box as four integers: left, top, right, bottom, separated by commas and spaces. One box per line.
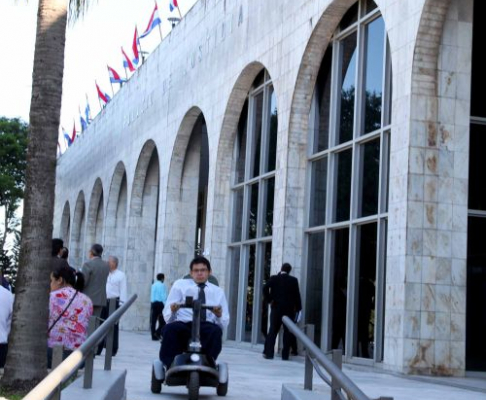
104, 162, 128, 266
71, 191, 86, 269
86, 178, 104, 249
60, 201, 71, 244
164, 107, 210, 283
125, 140, 160, 330
211, 61, 267, 275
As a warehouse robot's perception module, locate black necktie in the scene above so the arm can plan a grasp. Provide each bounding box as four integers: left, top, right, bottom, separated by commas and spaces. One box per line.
198, 283, 206, 321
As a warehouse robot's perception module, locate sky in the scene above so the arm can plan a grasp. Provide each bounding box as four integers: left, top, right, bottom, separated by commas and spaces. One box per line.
0, 0, 197, 151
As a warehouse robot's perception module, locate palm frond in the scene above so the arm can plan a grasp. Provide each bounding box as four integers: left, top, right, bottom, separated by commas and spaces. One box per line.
68, 0, 96, 24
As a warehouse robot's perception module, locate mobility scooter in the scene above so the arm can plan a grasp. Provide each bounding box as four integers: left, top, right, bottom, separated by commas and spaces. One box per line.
151, 296, 228, 400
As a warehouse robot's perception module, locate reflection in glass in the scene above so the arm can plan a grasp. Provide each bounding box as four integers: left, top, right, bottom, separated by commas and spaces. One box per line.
471, 0, 486, 119
335, 149, 352, 222
248, 183, 259, 239
339, 2, 358, 31
244, 245, 256, 342
331, 228, 349, 352
264, 178, 274, 237
309, 157, 327, 227
232, 188, 244, 242
259, 242, 272, 344
363, 17, 384, 135
227, 247, 240, 340
267, 88, 278, 172
354, 223, 377, 358
339, 33, 357, 144
235, 100, 249, 183
251, 92, 264, 178
365, 0, 378, 14
312, 49, 332, 153
306, 232, 325, 346
359, 139, 380, 217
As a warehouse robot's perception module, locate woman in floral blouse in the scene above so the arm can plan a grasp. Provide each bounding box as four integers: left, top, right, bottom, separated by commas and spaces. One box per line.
48, 264, 93, 367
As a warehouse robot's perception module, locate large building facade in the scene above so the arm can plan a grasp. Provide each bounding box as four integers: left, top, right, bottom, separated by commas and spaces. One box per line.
53, 0, 486, 376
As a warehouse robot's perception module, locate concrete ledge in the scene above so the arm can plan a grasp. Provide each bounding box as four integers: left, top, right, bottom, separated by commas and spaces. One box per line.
281, 384, 330, 400
62, 369, 127, 400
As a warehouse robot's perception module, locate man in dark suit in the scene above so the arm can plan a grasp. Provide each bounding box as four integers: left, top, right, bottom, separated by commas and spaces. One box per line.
263, 262, 302, 360
81, 244, 110, 318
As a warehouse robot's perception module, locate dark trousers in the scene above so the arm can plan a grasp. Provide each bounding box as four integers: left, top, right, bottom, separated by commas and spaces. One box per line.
97, 299, 119, 356
263, 309, 296, 360
150, 301, 165, 338
0, 343, 7, 368
159, 321, 222, 367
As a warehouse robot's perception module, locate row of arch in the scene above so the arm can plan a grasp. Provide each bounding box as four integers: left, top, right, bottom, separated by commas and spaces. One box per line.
56, 0, 453, 355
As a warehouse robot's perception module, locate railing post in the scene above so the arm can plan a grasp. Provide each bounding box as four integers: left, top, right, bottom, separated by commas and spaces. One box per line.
83, 316, 97, 389
52, 345, 64, 370
304, 324, 314, 390
330, 349, 342, 400
104, 299, 117, 371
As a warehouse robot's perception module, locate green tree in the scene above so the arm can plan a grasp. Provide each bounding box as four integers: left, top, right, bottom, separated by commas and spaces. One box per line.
0, 0, 92, 392
0, 117, 28, 254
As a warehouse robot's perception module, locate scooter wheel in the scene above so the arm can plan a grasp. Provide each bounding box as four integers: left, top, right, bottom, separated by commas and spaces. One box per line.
217, 381, 228, 396
188, 371, 199, 400
151, 366, 163, 394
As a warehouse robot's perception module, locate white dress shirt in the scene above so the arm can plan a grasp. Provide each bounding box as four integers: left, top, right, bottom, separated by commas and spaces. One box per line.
0, 286, 14, 343
163, 278, 229, 329
106, 269, 128, 304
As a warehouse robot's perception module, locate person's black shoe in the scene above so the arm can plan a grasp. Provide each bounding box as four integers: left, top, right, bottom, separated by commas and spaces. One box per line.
151, 335, 160, 341
262, 354, 274, 359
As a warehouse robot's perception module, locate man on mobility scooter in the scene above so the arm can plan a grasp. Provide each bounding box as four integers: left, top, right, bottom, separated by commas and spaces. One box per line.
151, 256, 230, 399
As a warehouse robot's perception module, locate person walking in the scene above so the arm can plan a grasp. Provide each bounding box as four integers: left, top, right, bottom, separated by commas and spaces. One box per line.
150, 273, 168, 340
81, 244, 110, 319
97, 256, 127, 356
262, 263, 302, 360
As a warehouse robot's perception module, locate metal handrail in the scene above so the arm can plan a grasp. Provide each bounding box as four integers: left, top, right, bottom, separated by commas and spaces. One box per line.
282, 316, 393, 400
23, 294, 138, 400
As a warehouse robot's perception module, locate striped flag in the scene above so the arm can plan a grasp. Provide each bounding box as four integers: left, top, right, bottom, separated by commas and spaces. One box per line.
108, 65, 127, 84
140, 3, 162, 39
96, 82, 111, 105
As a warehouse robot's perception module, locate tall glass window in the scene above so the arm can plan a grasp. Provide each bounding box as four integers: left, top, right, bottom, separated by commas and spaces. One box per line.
304, 0, 391, 363
228, 70, 277, 344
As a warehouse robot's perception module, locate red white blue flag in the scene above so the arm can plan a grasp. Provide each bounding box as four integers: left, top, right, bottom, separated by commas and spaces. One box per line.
122, 47, 136, 72
132, 27, 140, 65
96, 82, 111, 105
169, 0, 178, 12
140, 3, 162, 39
79, 106, 88, 132
108, 65, 126, 84
71, 123, 77, 144
62, 126, 72, 147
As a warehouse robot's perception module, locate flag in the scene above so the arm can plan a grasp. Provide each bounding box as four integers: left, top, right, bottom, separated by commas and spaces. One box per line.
79, 107, 88, 132
122, 47, 136, 72
132, 27, 140, 65
71, 123, 76, 144
140, 3, 162, 39
96, 82, 111, 105
108, 65, 127, 84
169, 0, 178, 12
85, 96, 92, 123
79, 105, 88, 132
62, 126, 72, 147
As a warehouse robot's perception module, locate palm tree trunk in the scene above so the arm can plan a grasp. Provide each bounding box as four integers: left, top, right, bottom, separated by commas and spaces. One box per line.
0, 0, 68, 391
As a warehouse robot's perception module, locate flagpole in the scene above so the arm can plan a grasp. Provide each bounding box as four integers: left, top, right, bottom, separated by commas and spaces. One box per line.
156, 0, 163, 41
85, 93, 91, 122
176, 4, 182, 19
137, 25, 145, 64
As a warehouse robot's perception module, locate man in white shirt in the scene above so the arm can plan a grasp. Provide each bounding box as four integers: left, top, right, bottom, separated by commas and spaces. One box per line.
160, 256, 229, 368
98, 256, 127, 356
0, 285, 14, 368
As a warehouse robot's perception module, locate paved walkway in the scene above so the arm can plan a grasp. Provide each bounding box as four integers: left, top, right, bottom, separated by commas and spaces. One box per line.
95, 331, 486, 400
